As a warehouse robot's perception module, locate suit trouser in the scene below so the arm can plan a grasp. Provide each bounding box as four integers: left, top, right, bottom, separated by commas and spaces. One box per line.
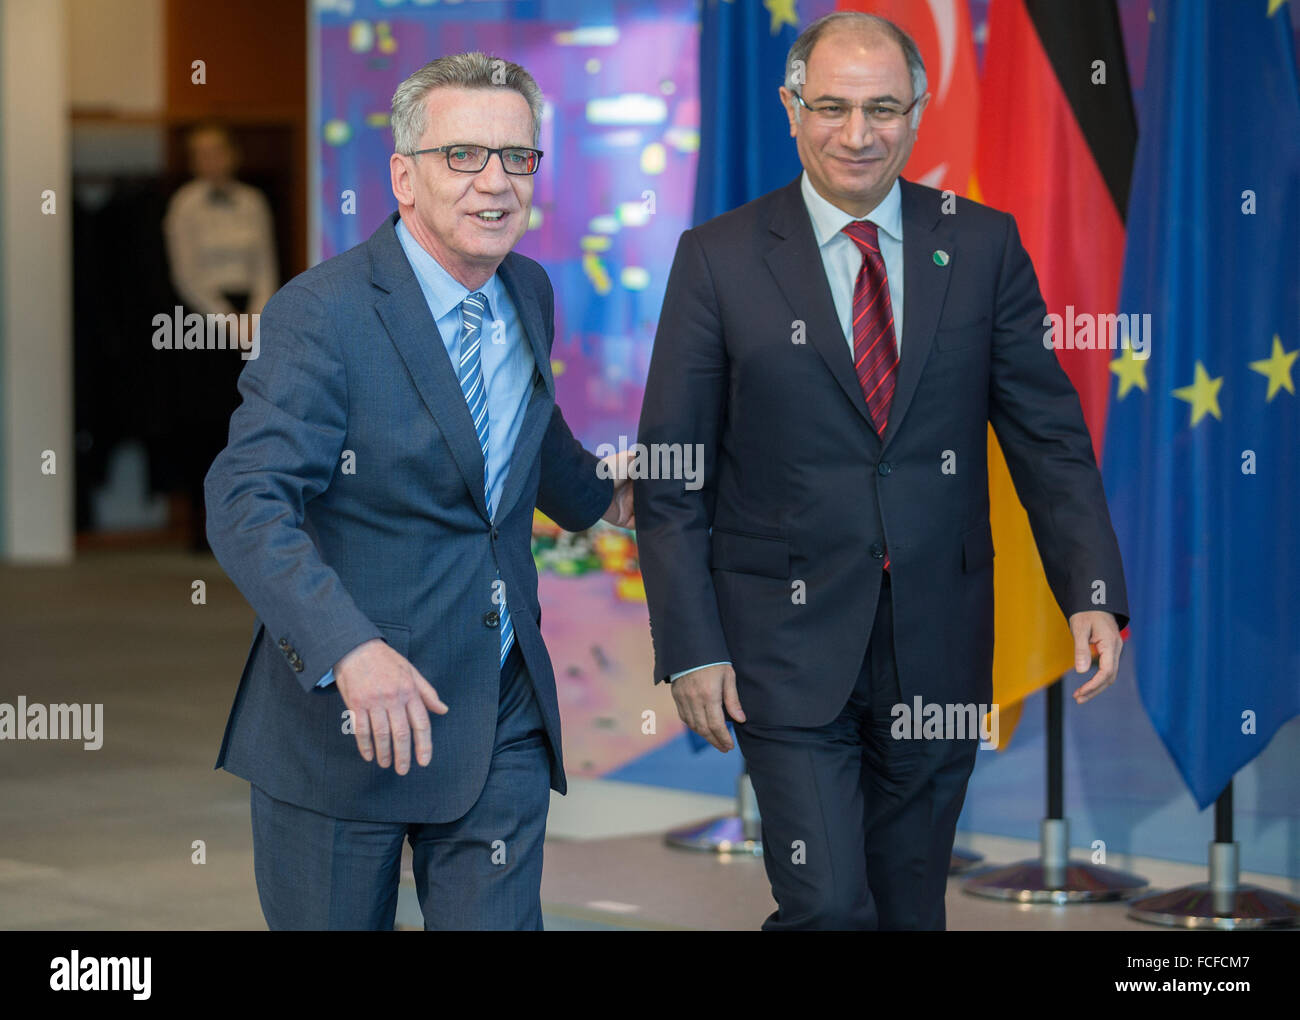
249, 643, 553, 930
734, 572, 979, 930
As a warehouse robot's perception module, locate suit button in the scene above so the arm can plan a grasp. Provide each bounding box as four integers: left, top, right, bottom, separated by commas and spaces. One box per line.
484, 610, 500, 628
292, 660, 304, 673
870, 542, 885, 559
877, 461, 892, 476
278, 638, 289, 649
491, 527, 499, 540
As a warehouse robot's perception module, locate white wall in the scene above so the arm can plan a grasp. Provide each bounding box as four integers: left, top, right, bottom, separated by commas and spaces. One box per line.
66, 0, 163, 114
67, 0, 166, 177
2, 0, 73, 560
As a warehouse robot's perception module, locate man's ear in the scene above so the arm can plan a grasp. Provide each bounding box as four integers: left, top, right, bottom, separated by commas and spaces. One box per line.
390, 152, 414, 207
912, 92, 932, 133
778, 86, 799, 138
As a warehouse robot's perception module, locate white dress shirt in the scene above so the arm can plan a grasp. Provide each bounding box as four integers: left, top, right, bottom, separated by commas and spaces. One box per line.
800, 170, 905, 357
163, 179, 278, 316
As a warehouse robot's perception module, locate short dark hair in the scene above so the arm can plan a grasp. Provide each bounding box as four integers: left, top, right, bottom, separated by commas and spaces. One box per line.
784, 12, 927, 125
186, 121, 237, 153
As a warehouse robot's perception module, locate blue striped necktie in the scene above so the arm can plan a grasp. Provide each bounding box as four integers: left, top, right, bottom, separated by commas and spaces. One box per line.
458, 292, 513, 667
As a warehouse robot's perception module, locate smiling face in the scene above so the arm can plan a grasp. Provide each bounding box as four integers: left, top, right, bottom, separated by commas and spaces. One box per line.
390, 86, 536, 290
779, 27, 928, 218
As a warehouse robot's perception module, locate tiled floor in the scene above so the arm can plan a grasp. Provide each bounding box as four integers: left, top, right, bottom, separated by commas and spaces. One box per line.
1, 551, 1295, 931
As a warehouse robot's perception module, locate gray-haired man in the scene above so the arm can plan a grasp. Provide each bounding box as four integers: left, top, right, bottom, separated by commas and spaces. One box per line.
206, 52, 632, 930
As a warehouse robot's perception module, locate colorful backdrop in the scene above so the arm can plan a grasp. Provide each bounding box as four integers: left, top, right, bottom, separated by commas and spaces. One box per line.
311, 0, 1300, 879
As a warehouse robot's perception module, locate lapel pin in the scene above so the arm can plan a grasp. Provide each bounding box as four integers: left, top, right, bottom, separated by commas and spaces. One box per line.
933, 250, 950, 267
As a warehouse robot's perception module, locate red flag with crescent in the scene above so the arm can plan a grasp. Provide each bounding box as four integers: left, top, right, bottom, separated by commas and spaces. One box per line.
835, 0, 980, 195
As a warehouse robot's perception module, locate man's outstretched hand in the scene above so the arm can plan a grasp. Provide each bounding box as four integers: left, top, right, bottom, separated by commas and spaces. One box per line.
671, 663, 746, 751
334, 639, 448, 774
1067, 610, 1123, 705
600, 449, 635, 529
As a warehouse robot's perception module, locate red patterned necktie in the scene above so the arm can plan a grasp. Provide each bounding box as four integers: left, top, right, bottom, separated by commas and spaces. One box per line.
842, 220, 897, 571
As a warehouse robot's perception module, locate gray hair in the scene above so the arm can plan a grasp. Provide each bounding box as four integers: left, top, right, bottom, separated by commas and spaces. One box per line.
390, 51, 544, 155
784, 12, 927, 128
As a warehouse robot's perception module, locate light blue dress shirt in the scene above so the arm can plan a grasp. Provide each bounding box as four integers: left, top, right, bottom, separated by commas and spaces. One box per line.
317, 218, 536, 687
669, 174, 906, 684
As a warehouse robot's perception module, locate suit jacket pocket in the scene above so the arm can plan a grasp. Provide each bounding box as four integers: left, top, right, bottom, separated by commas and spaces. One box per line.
962, 521, 995, 573
710, 528, 790, 578
373, 621, 411, 657
934, 314, 991, 352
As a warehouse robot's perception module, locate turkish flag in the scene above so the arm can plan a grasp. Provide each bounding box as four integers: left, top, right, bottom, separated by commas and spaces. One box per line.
836, 0, 980, 195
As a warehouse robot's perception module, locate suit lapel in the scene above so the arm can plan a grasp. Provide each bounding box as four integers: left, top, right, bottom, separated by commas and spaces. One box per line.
764, 178, 877, 434
881, 179, 955, 448
492, 254, 554, 524
497, 253, 554, 400
370, 213, 489, 520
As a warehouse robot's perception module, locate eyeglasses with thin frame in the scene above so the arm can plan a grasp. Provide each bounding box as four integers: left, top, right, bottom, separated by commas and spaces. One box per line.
790, 90, 927, 129
405, 143, 544, 175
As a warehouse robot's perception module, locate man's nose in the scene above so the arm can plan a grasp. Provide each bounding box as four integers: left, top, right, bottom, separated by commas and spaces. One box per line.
475, 153, 512, 190
839, 107, 877, 149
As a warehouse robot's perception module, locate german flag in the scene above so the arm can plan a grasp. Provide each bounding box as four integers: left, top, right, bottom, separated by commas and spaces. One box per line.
972, 0, 1137, 746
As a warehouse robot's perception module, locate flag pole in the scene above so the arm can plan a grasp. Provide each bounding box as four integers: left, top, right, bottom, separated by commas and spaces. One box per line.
962, 675, 1148, 903
1126, 780, 1300, 929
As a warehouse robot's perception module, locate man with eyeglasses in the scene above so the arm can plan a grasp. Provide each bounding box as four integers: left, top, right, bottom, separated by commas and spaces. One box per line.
636, 11, 1127, 929
205, 52, 632, 930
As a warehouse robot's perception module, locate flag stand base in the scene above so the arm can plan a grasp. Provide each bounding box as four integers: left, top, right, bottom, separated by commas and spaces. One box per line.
664, 769, 763, 855
1127, 841, 1300, 929
962, 818, 1148, 903
949, 847, 984, 874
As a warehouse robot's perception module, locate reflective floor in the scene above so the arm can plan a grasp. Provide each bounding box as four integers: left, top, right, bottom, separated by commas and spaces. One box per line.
1, 551, 1295, 931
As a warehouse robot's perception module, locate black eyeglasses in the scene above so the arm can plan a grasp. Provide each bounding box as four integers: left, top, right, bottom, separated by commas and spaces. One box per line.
790, 90, 926, 128
406, 144, 543, 175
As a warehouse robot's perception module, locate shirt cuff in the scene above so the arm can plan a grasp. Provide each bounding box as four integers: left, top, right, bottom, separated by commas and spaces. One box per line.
668, 661, 731, 682
316, 669, 335, 688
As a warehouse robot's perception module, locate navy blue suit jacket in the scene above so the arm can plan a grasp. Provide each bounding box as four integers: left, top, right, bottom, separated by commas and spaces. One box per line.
206, 211, 611, 823
635, 177, 1129, 728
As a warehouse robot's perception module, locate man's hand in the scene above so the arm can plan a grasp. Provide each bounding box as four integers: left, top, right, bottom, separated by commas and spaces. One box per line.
671, 663, 746, 751
1067, 610, 1123, 704
600, 449, 635, 528
333, 638, 448, 774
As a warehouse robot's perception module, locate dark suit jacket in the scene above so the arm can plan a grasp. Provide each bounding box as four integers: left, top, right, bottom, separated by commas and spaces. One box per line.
205, 211, 611, 823
634, 176, 1129, 728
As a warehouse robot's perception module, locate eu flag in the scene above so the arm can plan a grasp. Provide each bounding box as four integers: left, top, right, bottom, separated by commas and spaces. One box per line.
1102, 0, 1300, 809
683, 0, 832, 751
693, 0, 834, 225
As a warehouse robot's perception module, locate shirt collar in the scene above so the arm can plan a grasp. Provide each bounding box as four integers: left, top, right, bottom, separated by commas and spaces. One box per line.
395, 216, 501, 321
800, 171, 902, 249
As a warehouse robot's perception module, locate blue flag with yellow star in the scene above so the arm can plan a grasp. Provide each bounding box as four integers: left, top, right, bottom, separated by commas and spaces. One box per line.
684, 0, 832, 753
1102, 0, 1300, 810
693, 0, 834, 225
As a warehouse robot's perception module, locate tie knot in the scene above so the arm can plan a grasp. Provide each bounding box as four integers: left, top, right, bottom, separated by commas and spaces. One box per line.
841, 219, 880, 254
461, 291, 487, 326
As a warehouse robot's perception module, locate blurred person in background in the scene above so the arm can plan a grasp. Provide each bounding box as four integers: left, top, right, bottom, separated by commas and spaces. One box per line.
161, 123, 277, 550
